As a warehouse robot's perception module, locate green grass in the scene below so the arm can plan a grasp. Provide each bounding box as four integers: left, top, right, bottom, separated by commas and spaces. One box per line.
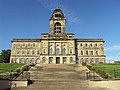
90, 64, 120, 78
0, 63, 25, 74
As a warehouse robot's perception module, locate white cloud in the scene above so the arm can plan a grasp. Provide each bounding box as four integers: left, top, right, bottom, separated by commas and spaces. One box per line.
37, 0, 81, 25
105, 45, 120, 51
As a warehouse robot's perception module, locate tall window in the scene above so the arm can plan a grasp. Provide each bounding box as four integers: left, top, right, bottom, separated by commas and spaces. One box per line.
28, 43, 30, 47
70, 57, 73, 63
95, 58, 99, 63
86, 51, 88, 55
91, 51, 93, 55
96, 51, 99, 55
23, 44, 25, 47
90, 58, 94, 63
22, 51, 25, 55
32, 50, 35, 55
80, 44, 82, 47
33, 43, 35, 47
95, 44, 98, 47
43, 49, 46, 54
90, 44, 92, 47
86, 58, 89, 63
49, 46, 53, 54
81, 51, 84, 55
42, 57, 46, 63
37, 50, 40, 55
81, 58, 84, 63
21, 58, 24, 63
70, 49, 72, 54
63, 57, 67, 63
27, 50, 30, 55
26, 58, 29, 63
31, 58, 34, 63
36, 58, 40, 63
56, 46, 60, 54
62, 46, 66, 54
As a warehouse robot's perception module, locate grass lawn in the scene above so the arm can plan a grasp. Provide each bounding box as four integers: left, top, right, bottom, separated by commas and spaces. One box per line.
0, 63, 25, 74
90, 64, 120, 78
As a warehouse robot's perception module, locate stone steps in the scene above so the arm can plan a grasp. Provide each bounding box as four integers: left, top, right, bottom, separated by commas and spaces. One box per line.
12, 64, 107, 90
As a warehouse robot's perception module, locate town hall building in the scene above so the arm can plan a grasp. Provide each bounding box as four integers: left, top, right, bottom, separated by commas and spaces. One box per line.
10, 7, 106, 64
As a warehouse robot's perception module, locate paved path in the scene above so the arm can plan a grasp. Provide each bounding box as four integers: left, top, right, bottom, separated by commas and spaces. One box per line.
12, 64, 110, 90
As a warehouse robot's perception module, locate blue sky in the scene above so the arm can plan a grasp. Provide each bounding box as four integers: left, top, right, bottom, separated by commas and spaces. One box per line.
0, 0, 120, 61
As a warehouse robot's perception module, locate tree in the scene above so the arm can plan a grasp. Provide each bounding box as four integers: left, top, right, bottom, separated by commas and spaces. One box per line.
0, 49, 11, 63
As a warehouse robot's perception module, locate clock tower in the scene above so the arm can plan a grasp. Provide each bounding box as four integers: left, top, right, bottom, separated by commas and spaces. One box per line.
49, 7, 66, 37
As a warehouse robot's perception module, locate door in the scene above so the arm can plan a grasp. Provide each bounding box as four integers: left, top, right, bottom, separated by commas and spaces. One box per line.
56, 57, 60, 64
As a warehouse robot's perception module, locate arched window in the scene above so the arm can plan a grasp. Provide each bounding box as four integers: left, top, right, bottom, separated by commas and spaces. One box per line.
54, 22, 61, 33
62, 45, 66, 54
49, 46, 53, 54
56, 46, 60, 54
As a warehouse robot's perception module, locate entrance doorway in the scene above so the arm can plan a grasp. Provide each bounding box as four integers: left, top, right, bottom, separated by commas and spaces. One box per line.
56, 57, 60, 64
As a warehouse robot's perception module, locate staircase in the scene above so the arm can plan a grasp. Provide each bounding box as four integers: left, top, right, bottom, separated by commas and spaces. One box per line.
12, 64, 107, 90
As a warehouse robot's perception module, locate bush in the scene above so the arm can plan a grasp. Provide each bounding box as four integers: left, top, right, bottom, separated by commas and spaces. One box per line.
82, 62, 87, 66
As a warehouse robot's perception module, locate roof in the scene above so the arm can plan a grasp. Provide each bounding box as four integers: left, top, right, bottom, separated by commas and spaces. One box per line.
76, 38, 104, 42
51, 7, 65, 18
12, 38, 41, 42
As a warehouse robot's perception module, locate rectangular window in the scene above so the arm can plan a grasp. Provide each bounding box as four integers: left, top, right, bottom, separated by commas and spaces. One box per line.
49, 57, 53, 63
37, 50, 40, 55
42, 57, 46, 63
81, 58, 84, 63
27, 50, 30, 55
70, 57, 73, 63
63, 57, 67, 63
32, 50, 35, 55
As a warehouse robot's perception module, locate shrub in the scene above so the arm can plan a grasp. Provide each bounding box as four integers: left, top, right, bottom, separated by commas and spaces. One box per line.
82, 62, 87, 66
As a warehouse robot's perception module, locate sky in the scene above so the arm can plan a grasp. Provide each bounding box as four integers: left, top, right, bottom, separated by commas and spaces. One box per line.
0, 0, 120, 61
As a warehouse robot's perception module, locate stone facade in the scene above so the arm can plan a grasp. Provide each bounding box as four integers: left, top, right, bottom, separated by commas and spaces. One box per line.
10, 7, 106, 64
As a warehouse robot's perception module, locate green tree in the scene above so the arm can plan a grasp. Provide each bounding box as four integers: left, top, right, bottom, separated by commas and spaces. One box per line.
0, 49, 11, 63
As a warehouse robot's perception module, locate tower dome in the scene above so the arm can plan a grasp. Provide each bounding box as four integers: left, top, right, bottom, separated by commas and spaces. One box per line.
51, 7, 65, 19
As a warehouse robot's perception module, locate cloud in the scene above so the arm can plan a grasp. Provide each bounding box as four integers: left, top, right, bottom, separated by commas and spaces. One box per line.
36, 0, 81, 25
105, 45, 120, 51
